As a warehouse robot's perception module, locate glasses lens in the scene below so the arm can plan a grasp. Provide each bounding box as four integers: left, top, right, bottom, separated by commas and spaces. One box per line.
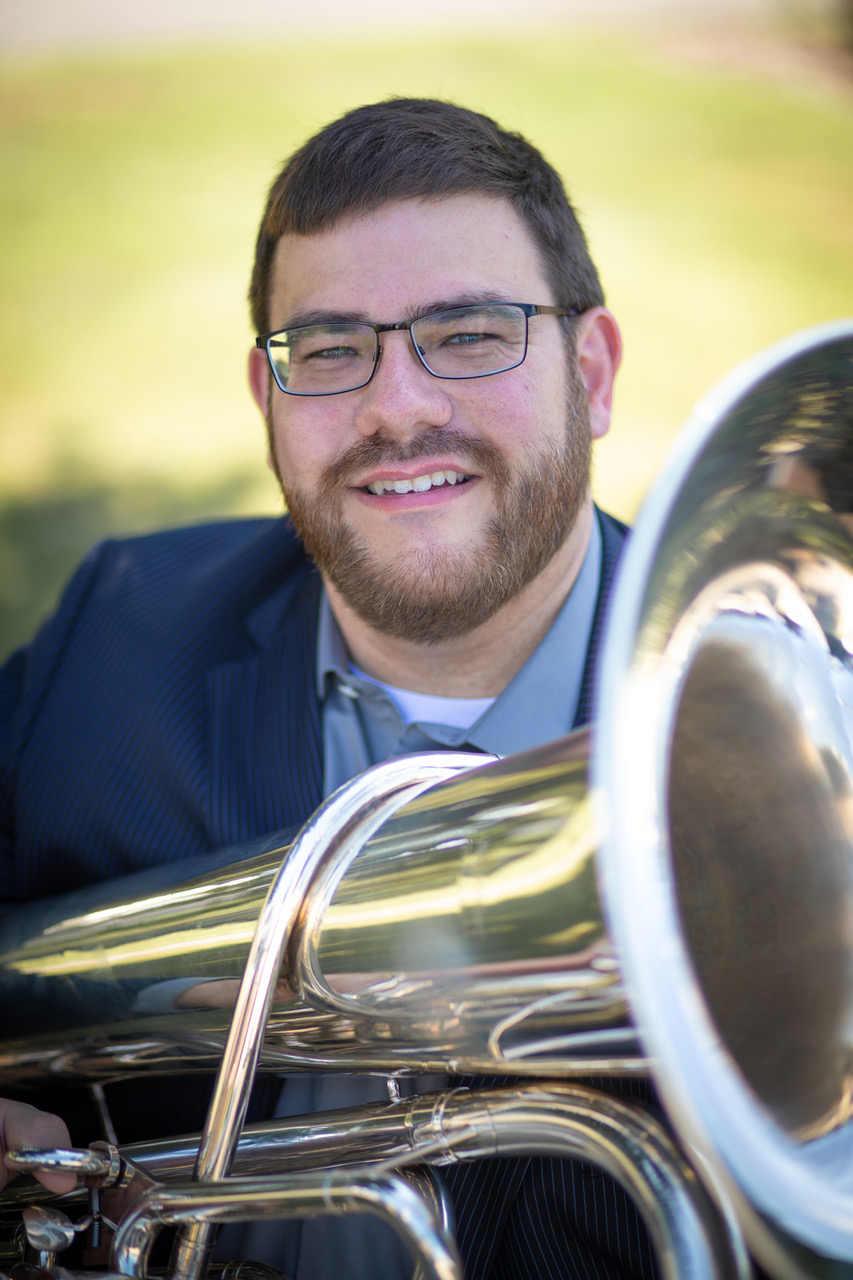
413, 305, 527, 379
268, 323, 377, 395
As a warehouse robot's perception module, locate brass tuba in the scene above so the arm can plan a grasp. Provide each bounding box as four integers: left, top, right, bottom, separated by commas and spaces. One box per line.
1, 320, 852, 1280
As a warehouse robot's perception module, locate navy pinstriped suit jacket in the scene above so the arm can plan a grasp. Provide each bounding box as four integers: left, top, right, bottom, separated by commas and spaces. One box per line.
0, 510, 660, 1280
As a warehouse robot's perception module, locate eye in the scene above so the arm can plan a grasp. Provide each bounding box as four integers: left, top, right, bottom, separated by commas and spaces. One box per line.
443, 329, 495, 346
303, 343, 361, 361
288, 327, 373, 365
418, 306, 522, 353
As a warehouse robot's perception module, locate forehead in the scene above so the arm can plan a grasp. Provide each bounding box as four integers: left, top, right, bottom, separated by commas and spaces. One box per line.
267, 194, 553, 326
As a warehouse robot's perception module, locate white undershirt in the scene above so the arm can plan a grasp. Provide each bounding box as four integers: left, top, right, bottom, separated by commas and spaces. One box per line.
350, 665, 495, 730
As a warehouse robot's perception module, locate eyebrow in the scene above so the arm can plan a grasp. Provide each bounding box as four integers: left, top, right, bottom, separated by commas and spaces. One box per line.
274, 291, 517, 332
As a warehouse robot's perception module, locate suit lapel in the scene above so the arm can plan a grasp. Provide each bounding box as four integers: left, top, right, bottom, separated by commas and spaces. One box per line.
573, 507, 628, 730
207, 566, 324, 848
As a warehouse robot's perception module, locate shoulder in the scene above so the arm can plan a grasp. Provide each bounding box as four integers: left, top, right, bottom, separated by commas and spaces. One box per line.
51, 516, 310, 640
593, 506, 630, 599
595, 506, 630, 587
596, 506, 630, 553
87, 516, 306, 594
1, 516, 314, 738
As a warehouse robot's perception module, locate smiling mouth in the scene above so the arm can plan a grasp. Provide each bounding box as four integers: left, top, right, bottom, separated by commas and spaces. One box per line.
364, 469, 473, 496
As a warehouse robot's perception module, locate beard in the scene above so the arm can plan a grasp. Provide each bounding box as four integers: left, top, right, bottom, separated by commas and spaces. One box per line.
272, 369, 592, 645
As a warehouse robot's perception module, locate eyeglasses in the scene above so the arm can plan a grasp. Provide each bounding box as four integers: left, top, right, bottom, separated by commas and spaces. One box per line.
255, 302, 579, 397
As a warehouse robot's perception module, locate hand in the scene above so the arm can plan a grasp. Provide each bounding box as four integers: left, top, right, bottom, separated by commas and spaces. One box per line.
0, 1099, 76, 1194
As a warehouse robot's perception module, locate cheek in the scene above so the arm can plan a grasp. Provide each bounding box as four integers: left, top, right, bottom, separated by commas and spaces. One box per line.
481, 376, 563, 452
270, 404, 340, 480
524, 366, 571, 440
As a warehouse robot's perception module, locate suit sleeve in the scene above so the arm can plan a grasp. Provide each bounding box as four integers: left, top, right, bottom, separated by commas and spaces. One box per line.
0, 544, 109, 904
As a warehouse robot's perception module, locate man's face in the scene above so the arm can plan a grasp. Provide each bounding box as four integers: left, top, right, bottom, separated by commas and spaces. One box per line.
252, 195, 600, 644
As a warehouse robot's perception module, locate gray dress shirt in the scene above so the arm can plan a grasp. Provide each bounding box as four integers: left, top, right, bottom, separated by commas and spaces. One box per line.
235, 520, 602, 1280
320, 514, 601, 789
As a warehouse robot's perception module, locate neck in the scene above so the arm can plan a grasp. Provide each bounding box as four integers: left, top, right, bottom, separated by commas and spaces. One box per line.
325, 501, 595, 698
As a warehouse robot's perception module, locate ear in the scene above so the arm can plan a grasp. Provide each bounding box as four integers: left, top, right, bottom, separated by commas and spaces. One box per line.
574, 308, 622, 441
248, 345, 271, 416
248, 347, 280, 476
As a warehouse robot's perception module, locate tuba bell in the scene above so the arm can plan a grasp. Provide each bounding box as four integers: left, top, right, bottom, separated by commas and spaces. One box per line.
1, 319, 852, 1280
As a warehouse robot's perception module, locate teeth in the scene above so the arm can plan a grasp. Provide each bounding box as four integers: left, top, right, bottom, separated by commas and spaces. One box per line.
366, 470, 470, 496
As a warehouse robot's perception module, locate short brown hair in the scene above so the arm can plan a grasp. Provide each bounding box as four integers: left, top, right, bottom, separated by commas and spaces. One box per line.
249, 97, 605, 335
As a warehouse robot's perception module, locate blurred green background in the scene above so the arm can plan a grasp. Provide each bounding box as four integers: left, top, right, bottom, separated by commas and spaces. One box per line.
1, 8, 851, 659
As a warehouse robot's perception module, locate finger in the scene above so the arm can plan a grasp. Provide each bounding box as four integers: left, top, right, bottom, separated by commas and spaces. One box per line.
1, 1102, 76, 1195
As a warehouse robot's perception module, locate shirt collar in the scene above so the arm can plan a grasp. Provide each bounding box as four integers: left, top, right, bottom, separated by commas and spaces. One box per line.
464, 512, 601, 756
317, 591, 351, 700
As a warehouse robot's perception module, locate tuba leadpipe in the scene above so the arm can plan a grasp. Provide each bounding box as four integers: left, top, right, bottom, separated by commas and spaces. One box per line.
0, 734, 638, 1083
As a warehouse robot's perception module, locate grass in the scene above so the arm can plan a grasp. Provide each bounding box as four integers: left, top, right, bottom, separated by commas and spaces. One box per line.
1, 27, 851, 656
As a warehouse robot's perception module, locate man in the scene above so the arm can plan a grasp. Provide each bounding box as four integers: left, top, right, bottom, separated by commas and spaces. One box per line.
0, 99, 656, 1278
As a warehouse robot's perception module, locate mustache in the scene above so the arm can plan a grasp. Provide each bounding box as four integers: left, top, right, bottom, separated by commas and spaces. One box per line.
321, 429, 509, 493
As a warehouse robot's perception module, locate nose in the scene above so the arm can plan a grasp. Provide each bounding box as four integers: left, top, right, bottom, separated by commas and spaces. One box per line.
353, 330, 452, 439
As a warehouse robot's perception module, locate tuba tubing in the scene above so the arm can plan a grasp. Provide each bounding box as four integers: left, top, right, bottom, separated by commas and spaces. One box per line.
1, 1084, 750, 1280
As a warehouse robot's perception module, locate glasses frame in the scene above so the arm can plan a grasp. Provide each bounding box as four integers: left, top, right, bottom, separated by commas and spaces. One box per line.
255, 302, 580, 397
